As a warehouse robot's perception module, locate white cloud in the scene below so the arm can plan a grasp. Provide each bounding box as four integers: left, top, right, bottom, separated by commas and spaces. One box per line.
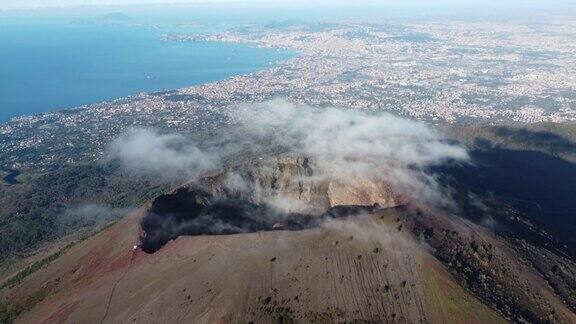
108, 100, 469, 206
234, 99, 469, 206
106, 128, 216, 179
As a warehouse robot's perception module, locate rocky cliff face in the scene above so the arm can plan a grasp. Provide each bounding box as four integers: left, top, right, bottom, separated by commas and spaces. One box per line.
199, 155, 405, 213
139, 155, 405, 253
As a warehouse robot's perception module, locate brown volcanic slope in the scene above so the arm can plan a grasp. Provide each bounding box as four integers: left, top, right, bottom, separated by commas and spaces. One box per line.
9, 208, 504, 323
5, 156, 576, 323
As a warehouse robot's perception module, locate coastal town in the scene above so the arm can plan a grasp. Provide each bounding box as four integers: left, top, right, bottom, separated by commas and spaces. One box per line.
1, 18, 576, 171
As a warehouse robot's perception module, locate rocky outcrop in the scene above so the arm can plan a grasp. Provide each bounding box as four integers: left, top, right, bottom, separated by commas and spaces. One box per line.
199, 155, 405, 214
139, 155, 400, 253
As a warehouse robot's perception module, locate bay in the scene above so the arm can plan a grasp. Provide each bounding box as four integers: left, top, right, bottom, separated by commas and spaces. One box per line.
0, 18, 293, 122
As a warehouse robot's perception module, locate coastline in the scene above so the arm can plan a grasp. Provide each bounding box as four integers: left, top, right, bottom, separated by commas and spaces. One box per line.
0, 19, 296, 124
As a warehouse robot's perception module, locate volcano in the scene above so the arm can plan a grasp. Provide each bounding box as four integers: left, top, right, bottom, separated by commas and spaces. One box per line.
3, 154, 576, 323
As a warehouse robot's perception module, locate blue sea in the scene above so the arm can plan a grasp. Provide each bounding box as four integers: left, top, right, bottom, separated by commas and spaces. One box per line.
0, 15, 294, 122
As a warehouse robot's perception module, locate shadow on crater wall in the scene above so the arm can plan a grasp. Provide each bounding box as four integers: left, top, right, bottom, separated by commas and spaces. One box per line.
139, 187, 380, 253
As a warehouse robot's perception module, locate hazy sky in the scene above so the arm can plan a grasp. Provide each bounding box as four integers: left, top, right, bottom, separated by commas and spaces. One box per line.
2, 0, 573, 12
0, 0, 263, 10
0, 0, 287, 10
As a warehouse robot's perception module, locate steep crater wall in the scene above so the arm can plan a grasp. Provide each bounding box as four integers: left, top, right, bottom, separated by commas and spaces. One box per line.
139, 156, 402, 253
139, 186, 381, 253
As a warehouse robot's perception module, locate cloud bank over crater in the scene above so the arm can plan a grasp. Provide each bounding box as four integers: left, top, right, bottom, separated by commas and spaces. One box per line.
234, 99, 469, 205
107, 99, 469, 206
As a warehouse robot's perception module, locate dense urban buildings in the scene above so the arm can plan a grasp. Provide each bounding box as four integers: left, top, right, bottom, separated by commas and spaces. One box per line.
2, 19, 576, 171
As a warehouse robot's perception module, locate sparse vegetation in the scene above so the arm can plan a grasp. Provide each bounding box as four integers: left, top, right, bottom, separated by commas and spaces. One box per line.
0, 162, 170, 267
0, 241, 74, 291
0, 301, 10, 324
446, 122, 576, 163
0, 298, 24, 324
1, 218, 119, 293
0, 224, 122, 324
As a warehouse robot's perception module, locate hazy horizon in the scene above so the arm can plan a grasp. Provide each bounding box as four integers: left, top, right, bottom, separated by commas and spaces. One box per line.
2, 0, 576, 13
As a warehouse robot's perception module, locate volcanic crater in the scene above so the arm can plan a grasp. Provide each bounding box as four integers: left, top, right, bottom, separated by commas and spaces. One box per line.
139, 155, 403, 253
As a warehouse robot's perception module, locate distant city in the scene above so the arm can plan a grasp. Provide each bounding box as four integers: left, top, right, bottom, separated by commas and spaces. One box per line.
2, 18, 576, 172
